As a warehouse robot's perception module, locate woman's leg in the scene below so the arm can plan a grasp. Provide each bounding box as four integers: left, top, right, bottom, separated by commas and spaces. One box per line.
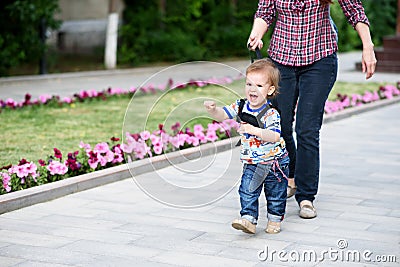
294, 53, 338, 206
270, 62, 299, 181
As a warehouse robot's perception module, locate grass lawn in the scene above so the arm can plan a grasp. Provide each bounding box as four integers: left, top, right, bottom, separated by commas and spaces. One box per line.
0, 79, 390, 166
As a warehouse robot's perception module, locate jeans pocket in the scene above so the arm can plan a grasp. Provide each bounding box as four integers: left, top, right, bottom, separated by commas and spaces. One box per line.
249, 163, 272, 192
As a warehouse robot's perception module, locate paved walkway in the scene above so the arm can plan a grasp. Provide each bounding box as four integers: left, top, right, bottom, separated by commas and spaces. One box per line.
0, 52, 399, 266
0, 102, 399, 266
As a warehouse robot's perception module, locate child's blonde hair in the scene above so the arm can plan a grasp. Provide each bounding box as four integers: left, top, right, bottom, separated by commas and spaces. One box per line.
246, 58, 280, 98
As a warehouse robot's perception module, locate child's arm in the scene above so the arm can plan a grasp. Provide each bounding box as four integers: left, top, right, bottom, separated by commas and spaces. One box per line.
204, 100, 229, 122
238, 123, 280, 143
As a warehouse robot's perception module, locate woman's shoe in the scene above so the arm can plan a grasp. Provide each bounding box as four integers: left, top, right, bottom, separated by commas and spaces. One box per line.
299, 200, 317, 219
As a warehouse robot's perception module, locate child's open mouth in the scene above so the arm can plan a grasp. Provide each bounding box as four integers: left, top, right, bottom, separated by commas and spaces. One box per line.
249, 93, 258, 102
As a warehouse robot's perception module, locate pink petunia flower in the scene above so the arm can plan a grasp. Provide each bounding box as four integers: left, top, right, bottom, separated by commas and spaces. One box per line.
140, 131, 151, 141
134, 141, 150, 159
153, 144, 163, 155
88, 151, 100, 169
39, 94, 52, 104
194, 124, 204, 133
160, 132, 170, 144
94, 142, 110, 154
79, 141, 92, 152
170, 136, 180, 148
46, 161, 68, 175
63, 97, 73, 104
187, 136, 200, 147
112, 147, 124, 163
1, 172, 11, 192
206, 130, 218, 142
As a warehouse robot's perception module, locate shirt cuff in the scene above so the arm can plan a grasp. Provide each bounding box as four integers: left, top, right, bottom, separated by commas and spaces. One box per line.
223, 106, 234, 119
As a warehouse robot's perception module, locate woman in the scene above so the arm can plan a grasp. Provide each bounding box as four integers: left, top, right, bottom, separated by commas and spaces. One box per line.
248, 0, 376, 219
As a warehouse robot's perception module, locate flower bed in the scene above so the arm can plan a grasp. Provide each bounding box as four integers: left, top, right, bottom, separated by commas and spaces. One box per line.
0, 120, 239, 195
0, 76, 241, 112
324, 83, 400, 114
0, 78, 399, 195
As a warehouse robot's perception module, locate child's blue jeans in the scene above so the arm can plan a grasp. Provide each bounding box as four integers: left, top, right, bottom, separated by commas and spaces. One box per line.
239, 155, 289, 224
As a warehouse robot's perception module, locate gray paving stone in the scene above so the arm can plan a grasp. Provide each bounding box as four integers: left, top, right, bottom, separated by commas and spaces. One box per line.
217, 246, 266, 264
14, 261, 73, 267
252, 230, 354, 250
337, 212, 400, 224
367, 224, 399, 234
50, 226, 143, 244
230, 236, 292, 251
134, 236, 226, 256
33, 214, 126, 230
0, 217, 60, 235
278, 221, 320, 233
313, 261, 379, 267
0, 244, 99, 265
315, 195, 365, 205
0, 229, 75, 248
0, 255, 26, 267
314, 226, 399, 244
388, 210, 400, 218
0, 208, 50, 220
315, 202, 392, 216
95, 211, 182, 228
151, 250, 256, 267
359, 199, 399, 210
284, 217, 372, 231
115, 222, 204, 241
61, 240, 164, 260
154, 208, 234, 224
173, 220, 230, 235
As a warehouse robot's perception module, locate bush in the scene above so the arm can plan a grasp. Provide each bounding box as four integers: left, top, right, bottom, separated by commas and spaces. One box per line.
119, 0, 397, 64
0, 0, 61, 76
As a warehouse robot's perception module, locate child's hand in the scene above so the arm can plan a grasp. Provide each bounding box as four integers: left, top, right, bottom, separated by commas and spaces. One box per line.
238, 122, 255, 135
204, 100, 216, 112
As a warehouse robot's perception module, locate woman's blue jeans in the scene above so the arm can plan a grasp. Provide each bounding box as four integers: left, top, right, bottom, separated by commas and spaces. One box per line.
239, 156, 290, 224
271, 54, 338, 204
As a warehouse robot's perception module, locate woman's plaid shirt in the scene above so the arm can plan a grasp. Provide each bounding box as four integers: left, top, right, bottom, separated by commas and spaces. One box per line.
255, 0, 369, 66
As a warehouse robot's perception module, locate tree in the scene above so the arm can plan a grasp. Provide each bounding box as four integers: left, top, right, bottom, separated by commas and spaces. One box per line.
0, 0, 61, 76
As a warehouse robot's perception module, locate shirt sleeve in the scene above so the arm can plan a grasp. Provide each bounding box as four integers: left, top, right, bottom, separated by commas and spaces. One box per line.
262, 108, 281, 134
254, 0, 276, 27
338, 0, 370, 29
222, 100, 240, 120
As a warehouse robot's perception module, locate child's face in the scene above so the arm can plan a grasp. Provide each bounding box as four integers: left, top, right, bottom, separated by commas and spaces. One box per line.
245, 71, 276, 109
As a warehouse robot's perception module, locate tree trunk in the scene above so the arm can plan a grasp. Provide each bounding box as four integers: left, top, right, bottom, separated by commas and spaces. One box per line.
397, 0, 400, 35
159, 0, 166, 29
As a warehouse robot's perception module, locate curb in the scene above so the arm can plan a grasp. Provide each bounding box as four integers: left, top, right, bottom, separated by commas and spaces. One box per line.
0, 136, 239, 214
1, 96, 399, 214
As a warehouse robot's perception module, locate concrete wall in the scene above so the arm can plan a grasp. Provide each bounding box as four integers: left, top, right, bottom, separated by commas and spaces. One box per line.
52, 0, 124, 54
58, 0, 124, 20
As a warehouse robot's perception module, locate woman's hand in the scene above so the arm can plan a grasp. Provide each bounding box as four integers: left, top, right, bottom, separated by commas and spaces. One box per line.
247, 33, 264, 51
361, 46, 377, 79
247, 18, 268, 51
355, 22, 377, 80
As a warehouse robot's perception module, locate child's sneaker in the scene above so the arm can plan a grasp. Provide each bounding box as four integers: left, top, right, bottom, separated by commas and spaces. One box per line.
265, 221, 281, 234
231, 218, 256, 234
